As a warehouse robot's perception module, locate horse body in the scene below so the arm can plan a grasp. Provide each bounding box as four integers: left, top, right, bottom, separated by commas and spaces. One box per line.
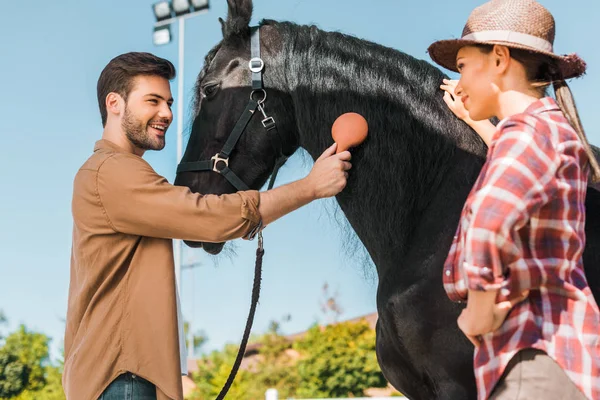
175, 2, 600, 398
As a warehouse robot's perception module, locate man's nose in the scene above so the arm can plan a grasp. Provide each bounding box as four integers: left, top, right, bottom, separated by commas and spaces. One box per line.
159, 103, 173, 122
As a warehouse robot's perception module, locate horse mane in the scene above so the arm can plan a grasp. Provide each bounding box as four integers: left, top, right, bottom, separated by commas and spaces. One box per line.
259, 20, 486, 260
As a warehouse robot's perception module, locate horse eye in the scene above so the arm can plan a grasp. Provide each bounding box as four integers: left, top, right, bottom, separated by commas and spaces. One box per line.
203, 84, 219, 97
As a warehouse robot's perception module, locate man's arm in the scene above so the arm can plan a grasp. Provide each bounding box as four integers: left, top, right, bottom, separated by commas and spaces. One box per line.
259, 143, 351, 226
95, 144, 351, 242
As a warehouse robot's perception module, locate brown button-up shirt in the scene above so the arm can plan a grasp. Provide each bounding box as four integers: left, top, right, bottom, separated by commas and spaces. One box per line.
63, 139, 261, 400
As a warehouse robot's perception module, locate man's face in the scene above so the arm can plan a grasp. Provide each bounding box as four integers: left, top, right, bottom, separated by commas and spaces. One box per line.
121, 75, 173, 151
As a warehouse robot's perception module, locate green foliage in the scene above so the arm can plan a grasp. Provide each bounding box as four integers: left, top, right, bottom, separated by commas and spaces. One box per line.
0, 322, 65, 400
189, 318, 388, 399
10, 365, 65, 400
2, 325, 49, 392
293, 320, 387, 398
188, 343, 254, 399
0, 349, 29, 398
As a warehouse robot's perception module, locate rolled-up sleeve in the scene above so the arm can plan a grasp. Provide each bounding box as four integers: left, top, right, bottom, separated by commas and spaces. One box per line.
96, 153, 262, 242
462, 114, 560, 291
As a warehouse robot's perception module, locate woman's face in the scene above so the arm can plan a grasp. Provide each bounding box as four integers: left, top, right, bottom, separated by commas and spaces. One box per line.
455, 46, 498, 121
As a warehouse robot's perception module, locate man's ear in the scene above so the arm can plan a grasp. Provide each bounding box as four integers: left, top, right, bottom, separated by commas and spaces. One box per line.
492, 44, 511, 73
106, 92, 124, 118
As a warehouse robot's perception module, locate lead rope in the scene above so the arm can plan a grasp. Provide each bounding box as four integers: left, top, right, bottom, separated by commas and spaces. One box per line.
215, 164, 283, 399
215, 232, 264, 400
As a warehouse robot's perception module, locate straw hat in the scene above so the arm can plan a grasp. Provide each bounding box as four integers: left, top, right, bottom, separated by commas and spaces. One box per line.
427, 0, 586, 80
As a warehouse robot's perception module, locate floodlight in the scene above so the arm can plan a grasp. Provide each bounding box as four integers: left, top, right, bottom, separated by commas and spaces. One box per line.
191, 0, 209, 11
153, 25, 172, 46
172, 0, 192, 16
153, 1, 172, 21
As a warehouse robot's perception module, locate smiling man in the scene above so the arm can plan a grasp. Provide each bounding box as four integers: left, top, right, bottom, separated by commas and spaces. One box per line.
63, 52, 352, 400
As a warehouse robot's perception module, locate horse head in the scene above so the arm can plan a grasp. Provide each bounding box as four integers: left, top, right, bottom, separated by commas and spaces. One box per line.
174, 0, 298, 254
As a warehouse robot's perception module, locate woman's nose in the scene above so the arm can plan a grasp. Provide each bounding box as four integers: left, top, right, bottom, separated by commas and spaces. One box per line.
455, 82, 464, 97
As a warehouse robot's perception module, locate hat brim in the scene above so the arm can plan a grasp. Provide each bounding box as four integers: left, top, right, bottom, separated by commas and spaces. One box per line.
427, 38, 586, 80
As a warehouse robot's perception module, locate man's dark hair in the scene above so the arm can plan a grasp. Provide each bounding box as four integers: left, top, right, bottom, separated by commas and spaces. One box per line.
97, 52, 176, 127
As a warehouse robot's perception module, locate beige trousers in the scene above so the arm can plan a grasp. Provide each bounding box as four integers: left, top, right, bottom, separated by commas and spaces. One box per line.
489, 349, 588, 400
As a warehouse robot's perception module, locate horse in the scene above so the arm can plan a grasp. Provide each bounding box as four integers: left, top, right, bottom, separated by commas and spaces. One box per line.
174, 1, 600, 398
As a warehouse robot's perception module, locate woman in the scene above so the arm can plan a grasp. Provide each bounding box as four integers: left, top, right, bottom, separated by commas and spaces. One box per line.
427, 0, 600, 399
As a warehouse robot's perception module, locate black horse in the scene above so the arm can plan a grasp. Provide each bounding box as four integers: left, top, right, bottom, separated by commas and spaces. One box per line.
174, 1, 600, 398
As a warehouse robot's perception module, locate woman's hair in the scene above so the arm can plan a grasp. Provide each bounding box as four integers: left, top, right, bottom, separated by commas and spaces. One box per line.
477, 45, 600, 183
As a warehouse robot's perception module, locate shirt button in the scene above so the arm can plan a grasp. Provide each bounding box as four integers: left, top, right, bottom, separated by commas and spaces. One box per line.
482, 267, 491, 274
445, 269, 451, 276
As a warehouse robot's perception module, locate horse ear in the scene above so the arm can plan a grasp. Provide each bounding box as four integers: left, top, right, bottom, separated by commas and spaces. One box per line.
219, 17, 226, 37
221, 0, 253, 38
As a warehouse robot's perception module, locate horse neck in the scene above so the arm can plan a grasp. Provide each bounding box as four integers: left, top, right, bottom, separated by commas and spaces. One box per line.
268, 24, 485, 270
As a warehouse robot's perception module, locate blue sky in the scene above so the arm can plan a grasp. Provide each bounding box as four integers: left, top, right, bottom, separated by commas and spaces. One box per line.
1, 0, 598, 361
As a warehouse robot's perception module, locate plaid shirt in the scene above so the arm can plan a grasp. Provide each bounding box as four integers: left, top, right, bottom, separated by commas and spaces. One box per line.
443, 97, 600, 400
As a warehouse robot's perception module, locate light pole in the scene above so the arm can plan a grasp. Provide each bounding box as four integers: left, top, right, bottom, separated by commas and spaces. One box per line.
152, 0, 210, 290
182, 261, 202, 357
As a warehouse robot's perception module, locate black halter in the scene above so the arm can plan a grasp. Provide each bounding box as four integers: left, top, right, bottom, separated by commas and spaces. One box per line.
177, 26, 291, 192
176, 26, 293, 400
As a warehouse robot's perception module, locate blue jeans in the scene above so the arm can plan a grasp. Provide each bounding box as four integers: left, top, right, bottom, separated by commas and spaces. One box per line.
99, 372, 156, 400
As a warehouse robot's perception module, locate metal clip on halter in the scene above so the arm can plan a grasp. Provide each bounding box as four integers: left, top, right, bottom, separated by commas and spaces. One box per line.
257, 103, 276, 130
211, 154, 229, 172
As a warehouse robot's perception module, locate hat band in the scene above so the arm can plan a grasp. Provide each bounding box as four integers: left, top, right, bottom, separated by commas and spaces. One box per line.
462, 30, 553, 53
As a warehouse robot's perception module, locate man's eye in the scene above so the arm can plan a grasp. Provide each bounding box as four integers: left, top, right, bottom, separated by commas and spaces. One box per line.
148, 99, 158, 104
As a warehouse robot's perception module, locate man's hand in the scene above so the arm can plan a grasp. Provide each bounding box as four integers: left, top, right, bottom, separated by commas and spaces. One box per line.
304, 143, 352, 199
257, 143, 352, 226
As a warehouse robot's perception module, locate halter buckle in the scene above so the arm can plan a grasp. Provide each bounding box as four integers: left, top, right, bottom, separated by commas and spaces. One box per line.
249, 57, 264, 73
211, 153, 229, 172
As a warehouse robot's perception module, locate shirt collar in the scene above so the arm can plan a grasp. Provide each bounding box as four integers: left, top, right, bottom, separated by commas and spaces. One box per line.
495, 96, 561, 134
523, 96, 561, 115
94, 139, 130, 154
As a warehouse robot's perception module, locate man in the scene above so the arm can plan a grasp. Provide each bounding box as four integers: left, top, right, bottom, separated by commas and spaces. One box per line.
63, 52, 351, 400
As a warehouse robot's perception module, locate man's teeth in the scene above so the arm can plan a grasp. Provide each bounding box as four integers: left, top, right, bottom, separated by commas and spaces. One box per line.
150, 125, 165, 131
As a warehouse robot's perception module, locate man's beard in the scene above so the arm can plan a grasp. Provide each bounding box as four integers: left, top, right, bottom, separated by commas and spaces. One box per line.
122, 105, 165, 151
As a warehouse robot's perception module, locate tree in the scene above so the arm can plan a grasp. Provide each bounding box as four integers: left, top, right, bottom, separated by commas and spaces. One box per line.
293, 319, 388, 398
188, 343, 254, 399
0, 349, 29, 399
0, 324, 65, 400
10, 364, 65, 400
0, 310, 6, 341
319, 283, 344, 324
183, 321, 208, 357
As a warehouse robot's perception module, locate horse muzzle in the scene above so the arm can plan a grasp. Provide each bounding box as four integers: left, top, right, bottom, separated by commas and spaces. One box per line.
184, 240, 225, 255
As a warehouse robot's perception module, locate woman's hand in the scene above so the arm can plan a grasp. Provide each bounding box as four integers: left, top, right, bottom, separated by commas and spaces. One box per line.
458, 290, 530, 347
440, 78, 496, 146
441, 79, 471, 122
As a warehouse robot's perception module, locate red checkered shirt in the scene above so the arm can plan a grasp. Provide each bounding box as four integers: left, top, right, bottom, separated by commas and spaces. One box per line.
443, 97, 600, 400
